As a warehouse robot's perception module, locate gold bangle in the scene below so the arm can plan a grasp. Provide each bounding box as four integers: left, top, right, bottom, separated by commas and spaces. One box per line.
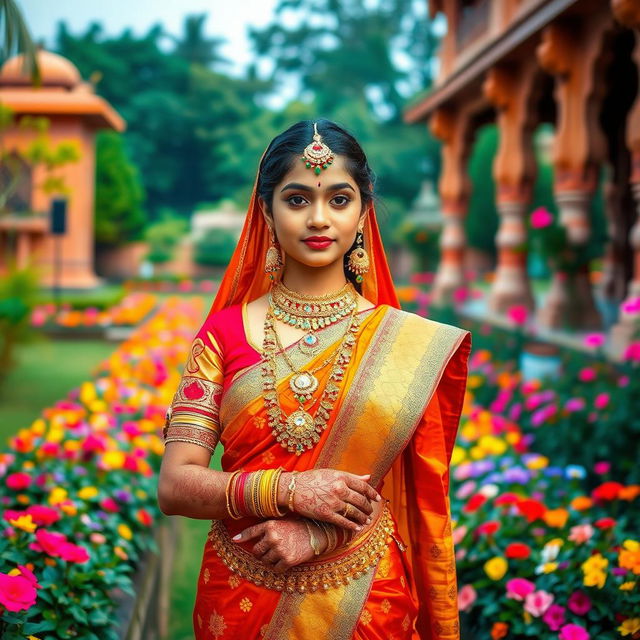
271, 467, 286, 517
250, 470, 264, 517
304, 520, 321, 556
225, 470, 243, 519
287, 471, 299, 513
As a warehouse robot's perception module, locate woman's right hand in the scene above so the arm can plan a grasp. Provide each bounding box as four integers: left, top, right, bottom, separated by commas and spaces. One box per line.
278, 469, 381, 531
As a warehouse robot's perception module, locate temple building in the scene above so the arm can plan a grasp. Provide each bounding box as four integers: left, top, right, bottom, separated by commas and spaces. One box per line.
0, 49, 125, 288
405, 0, 639, 357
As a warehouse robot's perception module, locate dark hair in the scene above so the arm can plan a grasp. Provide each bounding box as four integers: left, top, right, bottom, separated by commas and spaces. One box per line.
257, 119, 377, 292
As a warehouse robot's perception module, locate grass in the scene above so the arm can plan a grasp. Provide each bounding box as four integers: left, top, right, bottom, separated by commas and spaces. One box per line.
0, 337, 114, 443
166, 447, 223, 640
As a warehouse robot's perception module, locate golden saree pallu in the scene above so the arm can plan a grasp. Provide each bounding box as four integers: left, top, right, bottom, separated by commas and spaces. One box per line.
207, 503, 395, 594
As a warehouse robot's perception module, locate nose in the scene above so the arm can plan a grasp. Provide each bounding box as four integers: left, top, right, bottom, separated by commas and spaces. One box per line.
307, 201, 330, 229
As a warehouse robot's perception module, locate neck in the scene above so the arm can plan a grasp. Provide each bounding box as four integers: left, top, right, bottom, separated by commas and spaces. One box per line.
279, 259, 349, 297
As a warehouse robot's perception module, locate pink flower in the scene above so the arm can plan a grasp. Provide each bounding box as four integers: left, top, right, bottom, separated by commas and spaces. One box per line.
457, 584, 477, 612
6, 472, 32, 490
593, 461, 610, 474
456, 480, 477, 499
452, 525, 468, 545
524, 590, 554, 617
567, 591, 591, 616
0, 572, 38, 612
16, 565, 40, 588
565, 398, 585, 412
593, 394, 609, 410
100, 497, 119, 513
621, 297, 640, 314
559, 623, 590, 640
623, 341, 640, 362
506, 577, 536, 601
531, 207, 554, 229
543, 604, 566, 631
568, 524, 594, 544
507, 305, 529, 326
58, 542, 90, 563
577, 367, 596, 382
26, 505, 60, 526
583, 333, 605, 348
29, 529, 68, 557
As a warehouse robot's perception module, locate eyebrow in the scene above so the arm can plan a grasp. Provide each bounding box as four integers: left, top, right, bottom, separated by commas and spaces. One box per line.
280, 182, 355, 193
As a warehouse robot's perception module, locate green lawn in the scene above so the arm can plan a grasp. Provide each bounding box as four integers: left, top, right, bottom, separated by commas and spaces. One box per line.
166, 446, 223, 640
0, 337, 114, 443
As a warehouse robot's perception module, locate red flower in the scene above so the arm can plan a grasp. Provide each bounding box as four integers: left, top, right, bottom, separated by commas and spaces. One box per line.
6, 472, 32, 490
100, 497, 119, 513
505, 542, 532, 559
463, 494, 488, 513
136, 508, 153, 526
592, 482, 623, 502
516, 498, 547, 522
29, 529, 68, 557
494, 493, 522, 506
477, 521, 501, 536
58, 542, 90, 563
594, 517, 616, 529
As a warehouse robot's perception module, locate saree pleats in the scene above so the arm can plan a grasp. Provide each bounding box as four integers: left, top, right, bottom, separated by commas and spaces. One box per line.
192, 304, 471, 640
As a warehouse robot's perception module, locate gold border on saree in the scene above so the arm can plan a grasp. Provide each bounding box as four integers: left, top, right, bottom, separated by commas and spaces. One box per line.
206, 503, 394, 594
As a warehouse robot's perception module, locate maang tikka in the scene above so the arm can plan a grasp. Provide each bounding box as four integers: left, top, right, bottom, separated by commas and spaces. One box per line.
347, 226, 370, 282
301, 122, 334, 175
264, 226, 283, 279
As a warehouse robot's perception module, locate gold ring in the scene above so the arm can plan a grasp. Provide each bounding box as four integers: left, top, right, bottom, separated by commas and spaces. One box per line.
342, 504, 352, 518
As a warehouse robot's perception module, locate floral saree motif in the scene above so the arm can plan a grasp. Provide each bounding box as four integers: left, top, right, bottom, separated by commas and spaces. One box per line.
168, 300, 471, 640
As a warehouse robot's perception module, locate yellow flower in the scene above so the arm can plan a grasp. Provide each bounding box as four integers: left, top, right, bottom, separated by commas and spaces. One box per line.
78, 486, 99, 500
89, 400, 108, 413
30, 419, 46, 435
9, 514, 36, 533
523, 611, 532, 624
135, 489, 148, 500
619, 581, 636, 591
583, 570, 606, 589
63, 440, 81, 452
102, 450, 125, 469
470, 446, 486, 460
48, 487, 68, 505
623, 540, 639, 552
118, 524, 133, 540
618, 618, 640, 636
484, 556, 508, 581
22, 461, 35, 470
27, 635, 41, 640
525, 455, 549, 470
467, 375, 484, 389
539, 562, 558, 574
451, 446, 466, 466
79, 381, 97, 405
582, 553, 608, 572
46, 427, 64, 443
505, 432, 520, 445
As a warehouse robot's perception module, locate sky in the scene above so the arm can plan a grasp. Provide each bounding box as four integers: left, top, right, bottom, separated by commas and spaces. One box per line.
18, 0, 280, 76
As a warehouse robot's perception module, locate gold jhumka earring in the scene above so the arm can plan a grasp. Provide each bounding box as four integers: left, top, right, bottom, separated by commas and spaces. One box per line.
347, 226, 370, 283
264, 226, 283, 280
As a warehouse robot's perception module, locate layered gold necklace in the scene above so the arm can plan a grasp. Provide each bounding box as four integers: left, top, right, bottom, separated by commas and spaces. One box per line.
262, 280, 360, 455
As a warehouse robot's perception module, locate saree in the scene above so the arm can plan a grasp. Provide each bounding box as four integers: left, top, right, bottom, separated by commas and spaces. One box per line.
164, 134, 472, 639
168, 299, 471, 639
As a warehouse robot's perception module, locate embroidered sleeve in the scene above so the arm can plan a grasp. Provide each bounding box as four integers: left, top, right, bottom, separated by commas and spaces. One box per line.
163, 326, 224, 455
404, 331, 471, 640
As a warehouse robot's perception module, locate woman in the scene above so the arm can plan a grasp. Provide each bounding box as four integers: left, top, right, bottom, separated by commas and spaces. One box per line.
157, 119, 471, 640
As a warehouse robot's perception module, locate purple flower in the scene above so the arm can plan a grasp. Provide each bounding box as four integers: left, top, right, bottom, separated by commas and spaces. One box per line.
565, 398, 586, 412
114, 489, 133, 503
503, 467, 530, 484
543, 466, 564, 477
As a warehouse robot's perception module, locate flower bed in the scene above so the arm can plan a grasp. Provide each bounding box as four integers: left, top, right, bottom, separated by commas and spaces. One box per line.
453, 404, 640, 638
0, 297, 203, 639
31, 293, 158, 332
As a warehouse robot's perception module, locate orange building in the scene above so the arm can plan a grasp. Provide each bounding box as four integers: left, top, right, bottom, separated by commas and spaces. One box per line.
405, 0, 639, 356
0, 49, 125, 288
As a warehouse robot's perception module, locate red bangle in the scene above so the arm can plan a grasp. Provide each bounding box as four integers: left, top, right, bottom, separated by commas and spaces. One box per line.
234, 471, 249, 517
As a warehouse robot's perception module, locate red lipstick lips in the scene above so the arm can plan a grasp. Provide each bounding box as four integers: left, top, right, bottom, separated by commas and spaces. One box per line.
302, 236, 334, 250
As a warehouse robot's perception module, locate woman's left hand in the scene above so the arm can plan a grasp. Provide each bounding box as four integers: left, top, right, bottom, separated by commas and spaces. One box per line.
232, 517, 321, 573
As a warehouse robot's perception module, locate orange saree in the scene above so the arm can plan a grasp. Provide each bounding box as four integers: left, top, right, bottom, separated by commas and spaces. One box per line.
165, 146, 472, 639
167, 299, 471, 639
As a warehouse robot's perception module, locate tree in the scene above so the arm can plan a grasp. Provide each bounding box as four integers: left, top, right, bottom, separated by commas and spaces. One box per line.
94, 130, 147, 246
0, 0, 41, 84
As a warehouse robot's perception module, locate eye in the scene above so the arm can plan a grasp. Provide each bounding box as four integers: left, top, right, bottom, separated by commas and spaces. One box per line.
332, 195, 351, 206
287, 195, 308, 206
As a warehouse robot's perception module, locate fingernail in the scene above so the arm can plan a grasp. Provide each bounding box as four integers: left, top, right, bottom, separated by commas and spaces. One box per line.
366, 517, 372, 524
359, 473, 370, 478
232, 534, 241, 541
376, 494, 382, 502
356, 525, 363, 531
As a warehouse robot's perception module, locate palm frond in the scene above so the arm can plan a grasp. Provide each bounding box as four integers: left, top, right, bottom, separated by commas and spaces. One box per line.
0, 0, 41, 86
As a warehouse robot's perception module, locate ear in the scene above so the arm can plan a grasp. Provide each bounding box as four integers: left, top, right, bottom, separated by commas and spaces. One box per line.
258, 197, 274, 232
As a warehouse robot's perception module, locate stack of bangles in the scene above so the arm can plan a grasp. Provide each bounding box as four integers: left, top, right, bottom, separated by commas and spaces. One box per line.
226, 467, 286, 519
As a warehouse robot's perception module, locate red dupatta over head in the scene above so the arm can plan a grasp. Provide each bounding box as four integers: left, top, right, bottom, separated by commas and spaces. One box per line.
207, 145, 401, 315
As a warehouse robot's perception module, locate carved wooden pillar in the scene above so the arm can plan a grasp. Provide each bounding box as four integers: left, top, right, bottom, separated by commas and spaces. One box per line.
429, 107, 472, 304
535, 18, 610, 330
610, 0, 640, 356
483, 63, 537, 314
16, 232, 31, 269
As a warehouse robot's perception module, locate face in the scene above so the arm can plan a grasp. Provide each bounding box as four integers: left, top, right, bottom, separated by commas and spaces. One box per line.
260, 154, 366, 270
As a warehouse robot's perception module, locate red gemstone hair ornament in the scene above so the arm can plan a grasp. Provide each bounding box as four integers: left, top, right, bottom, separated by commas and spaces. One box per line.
301, 122, 334, 175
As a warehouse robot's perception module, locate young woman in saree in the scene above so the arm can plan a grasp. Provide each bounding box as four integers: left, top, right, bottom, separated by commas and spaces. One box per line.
157, 119, 471, 640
